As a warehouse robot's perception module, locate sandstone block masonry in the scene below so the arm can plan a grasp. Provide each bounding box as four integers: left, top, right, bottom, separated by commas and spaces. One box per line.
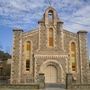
11, 7, 89, 84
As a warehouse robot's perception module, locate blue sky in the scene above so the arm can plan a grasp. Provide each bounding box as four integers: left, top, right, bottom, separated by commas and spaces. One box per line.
0, 0, 90, 58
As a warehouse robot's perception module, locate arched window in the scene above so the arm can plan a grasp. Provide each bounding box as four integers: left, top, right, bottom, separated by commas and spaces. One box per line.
26, 59, 30, 71
70, 42, 76, 72
27, 41, 31, 51
25, 41, 32, 71
49, 28, 54, 47
48, 10, 53, 23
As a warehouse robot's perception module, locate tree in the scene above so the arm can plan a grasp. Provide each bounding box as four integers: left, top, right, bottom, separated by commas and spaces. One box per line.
0, 50, 11, 61
0, 50, 11, 77
0, 43, 3, 51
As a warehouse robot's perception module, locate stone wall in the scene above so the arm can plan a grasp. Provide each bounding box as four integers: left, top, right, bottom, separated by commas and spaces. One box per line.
11, 29, 23, 84
0, 84, 39, 89
20, 30, 39, 83
39, 23, 47, 50
11, 6, 89, 85
34, 55, 68, 84
77, 31, 89, 83
66, 73, 90, 89
64, 30, 80, 82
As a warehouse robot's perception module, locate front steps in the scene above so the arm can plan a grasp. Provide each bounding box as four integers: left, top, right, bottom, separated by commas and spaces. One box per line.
45, 83, 65, 88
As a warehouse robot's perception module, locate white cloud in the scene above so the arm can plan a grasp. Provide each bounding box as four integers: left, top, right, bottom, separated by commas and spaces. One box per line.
0, 0, 46, 29
0, 0, 90, 32
63, 5, 90, 32
0, 0, 90, 54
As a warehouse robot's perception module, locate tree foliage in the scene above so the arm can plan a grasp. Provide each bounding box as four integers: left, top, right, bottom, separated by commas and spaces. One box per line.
0, 50, 11, 77
0, 50, 11, 61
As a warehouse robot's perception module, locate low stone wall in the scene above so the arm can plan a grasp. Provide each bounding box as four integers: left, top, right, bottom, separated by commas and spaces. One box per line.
66, 73, 90, 90
0, 73, 45, 89
71, 84, 90, 89
0, 84, 39, 89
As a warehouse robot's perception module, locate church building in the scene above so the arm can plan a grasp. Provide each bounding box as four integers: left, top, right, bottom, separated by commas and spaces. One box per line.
11, 7, 89, 84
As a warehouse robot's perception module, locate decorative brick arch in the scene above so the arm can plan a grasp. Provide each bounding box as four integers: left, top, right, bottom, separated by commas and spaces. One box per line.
39, 59, 64, 83
44, 7, 59, 25
23, 40, 33, 73
69, 40, 78, 80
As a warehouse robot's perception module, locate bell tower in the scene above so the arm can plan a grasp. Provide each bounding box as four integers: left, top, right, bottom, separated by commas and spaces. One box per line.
45, 7, 58, 25
38, 7, 64, 50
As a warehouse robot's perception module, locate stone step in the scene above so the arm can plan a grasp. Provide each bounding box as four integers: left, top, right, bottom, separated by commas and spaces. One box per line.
45, 83, 65, 88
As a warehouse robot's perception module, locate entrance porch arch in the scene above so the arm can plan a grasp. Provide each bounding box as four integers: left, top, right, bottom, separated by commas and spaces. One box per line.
40, 60, 63, 83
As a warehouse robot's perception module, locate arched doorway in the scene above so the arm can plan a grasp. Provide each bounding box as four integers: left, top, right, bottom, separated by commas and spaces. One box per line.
40, 60, 62, 83
44, 65, 57, 83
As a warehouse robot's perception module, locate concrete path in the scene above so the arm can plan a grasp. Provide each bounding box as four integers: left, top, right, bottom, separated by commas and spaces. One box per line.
41, 88, 66, 90
40, 83, 66, 90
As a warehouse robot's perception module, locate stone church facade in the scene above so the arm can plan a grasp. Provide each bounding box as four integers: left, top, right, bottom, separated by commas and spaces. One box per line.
11, 7, 89, 84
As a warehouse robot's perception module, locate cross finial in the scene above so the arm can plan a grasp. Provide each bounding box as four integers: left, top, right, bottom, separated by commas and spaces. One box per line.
48, 0, 51, 6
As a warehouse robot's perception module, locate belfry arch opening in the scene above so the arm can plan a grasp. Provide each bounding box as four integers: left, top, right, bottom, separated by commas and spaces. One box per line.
48, 10, 54, 24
